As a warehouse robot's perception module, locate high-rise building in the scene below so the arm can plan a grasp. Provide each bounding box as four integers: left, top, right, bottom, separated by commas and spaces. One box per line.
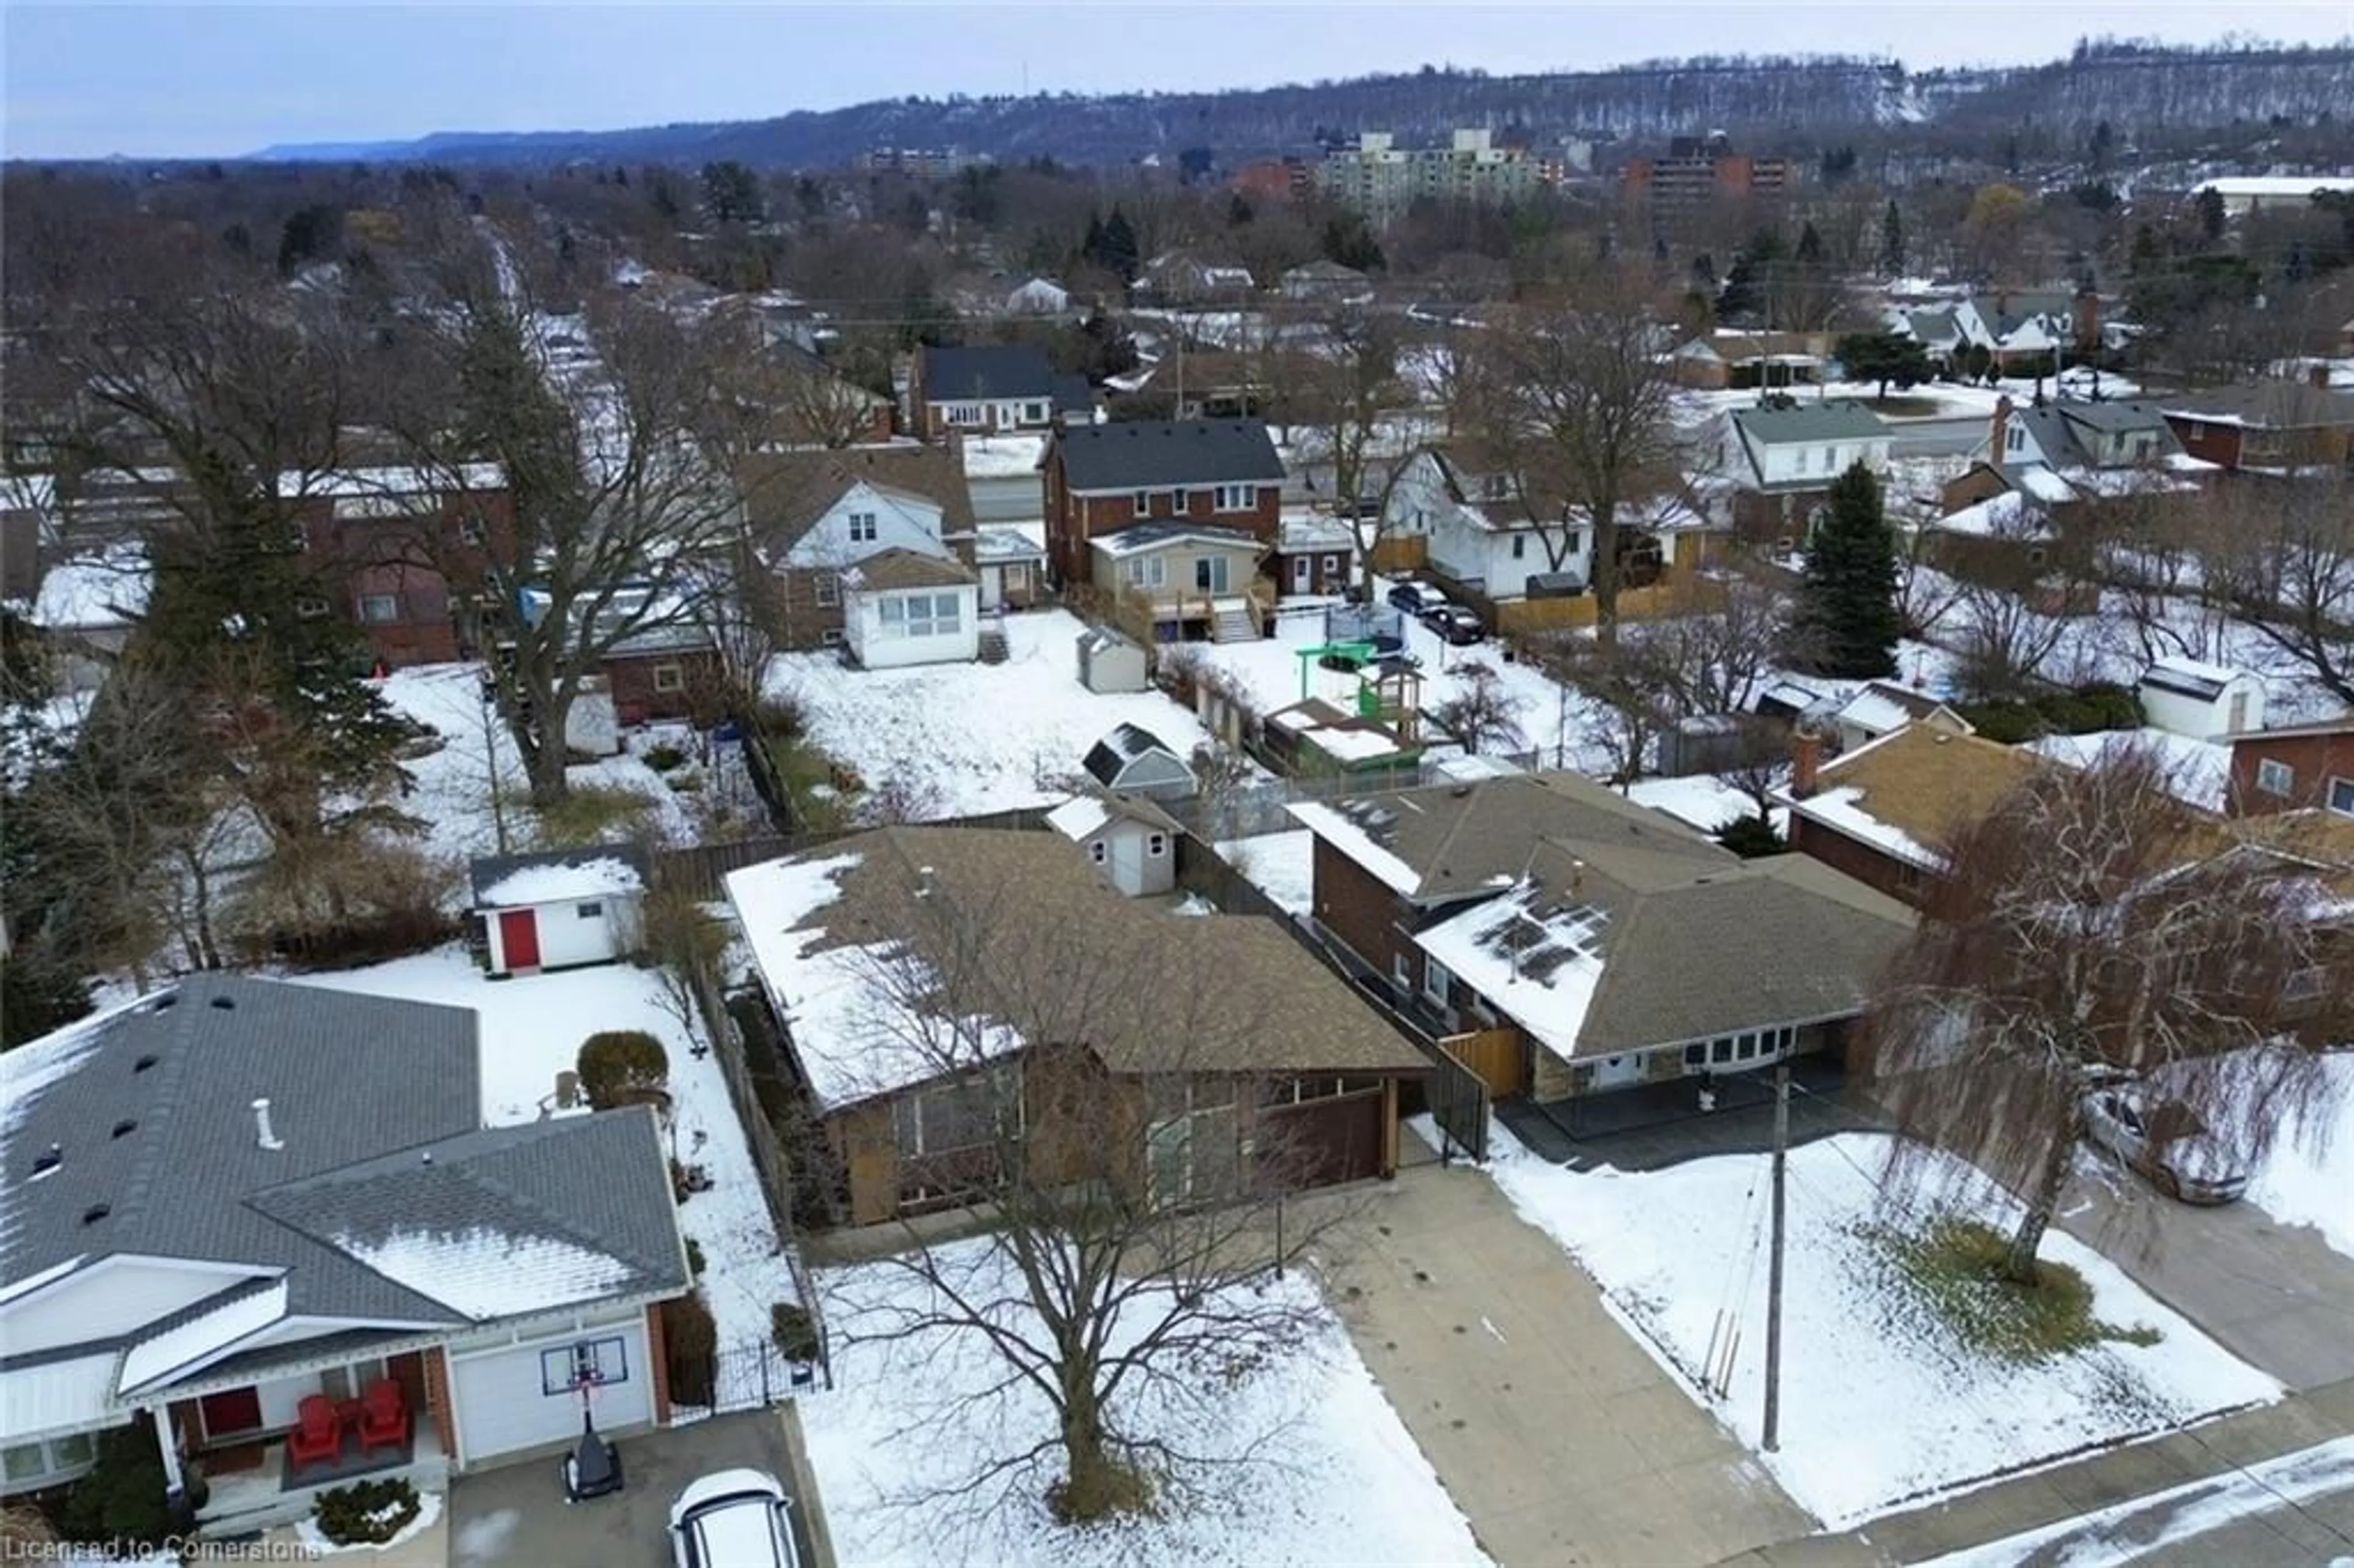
1623, 134, 1794, 209
1314, 130, 1552, 224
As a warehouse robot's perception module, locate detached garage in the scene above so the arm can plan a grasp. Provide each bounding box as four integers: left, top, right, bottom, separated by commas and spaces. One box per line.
444, 1309, 658, 1465
471, 844, 651, 978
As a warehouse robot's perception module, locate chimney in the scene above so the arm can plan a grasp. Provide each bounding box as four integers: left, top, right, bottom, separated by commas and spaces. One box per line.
251, 1097, 284, 1152
2311, 362, 2332, 391
2072, 289, 2100, 353
1791, 728, 1823, 799
1989, 395, 2014, 459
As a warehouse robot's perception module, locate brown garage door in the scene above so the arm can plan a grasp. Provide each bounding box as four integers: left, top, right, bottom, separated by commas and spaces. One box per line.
1258, 1089, 1385, 1190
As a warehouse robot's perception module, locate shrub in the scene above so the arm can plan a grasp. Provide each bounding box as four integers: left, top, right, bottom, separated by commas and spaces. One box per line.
643, 742, 689, 772
666, 1290, 719, 1407
312, 1478, 421, 1547
668, 772, 706, 793
1715, 813, 1789, 859
577, 1030, 669, 1110
755, 691, 805, 740
54, 1422, 175, 1551
685, 1237, 707, 1277
772, 1301, 821, 1363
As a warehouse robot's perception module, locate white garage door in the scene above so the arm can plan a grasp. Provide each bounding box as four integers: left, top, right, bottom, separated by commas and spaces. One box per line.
449, 1322, 653, 1464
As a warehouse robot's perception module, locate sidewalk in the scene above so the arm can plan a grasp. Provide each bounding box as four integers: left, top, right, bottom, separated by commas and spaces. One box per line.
1327, 1128, 1811, 1567
1713, 1376, 2354, 1566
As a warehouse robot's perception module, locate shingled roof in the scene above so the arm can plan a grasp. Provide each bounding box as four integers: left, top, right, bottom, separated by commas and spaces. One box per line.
737, 443, 976, 558
1054, 420, 1286, 493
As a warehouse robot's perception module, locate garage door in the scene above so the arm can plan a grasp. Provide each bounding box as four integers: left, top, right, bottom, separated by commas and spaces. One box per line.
1257, 1090, 1385, 1190
449, 1322, 653, 1464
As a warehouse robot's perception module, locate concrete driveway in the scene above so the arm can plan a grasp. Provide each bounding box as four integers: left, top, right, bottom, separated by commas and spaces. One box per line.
448, 1408, 828, 1568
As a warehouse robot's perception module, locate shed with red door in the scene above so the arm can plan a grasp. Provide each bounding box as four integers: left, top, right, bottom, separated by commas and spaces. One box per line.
469, 843, 652, 978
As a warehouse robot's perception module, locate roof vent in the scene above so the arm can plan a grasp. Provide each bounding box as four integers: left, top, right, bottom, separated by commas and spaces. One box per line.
210, 995, 235, 1010
421, 1150, 434, 1165
112, 1119, 137, 1139
132, 1054, 159, 1074
82, 1204, 110, 1226
252, 1097, 284, 1152
152, 993, 178, 1011
31, 1144, 62, 1179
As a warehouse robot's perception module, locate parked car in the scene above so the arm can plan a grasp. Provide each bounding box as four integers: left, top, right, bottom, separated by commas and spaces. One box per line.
1422, 604, 1484, 645
671, 1468, 799, 1568
2079, 1087, 2249, 1205
1386, 580, 1445, 614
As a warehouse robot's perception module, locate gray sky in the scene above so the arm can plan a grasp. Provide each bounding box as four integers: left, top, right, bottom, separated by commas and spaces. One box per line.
6, 2, 2351, 160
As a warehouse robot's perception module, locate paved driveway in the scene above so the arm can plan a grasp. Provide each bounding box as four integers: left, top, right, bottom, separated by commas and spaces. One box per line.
449, 1408, 824, 1568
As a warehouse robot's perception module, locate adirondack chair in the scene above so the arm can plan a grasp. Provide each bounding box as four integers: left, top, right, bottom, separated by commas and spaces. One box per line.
356, 1379, 409, 1453
286, 1395, 341, 1469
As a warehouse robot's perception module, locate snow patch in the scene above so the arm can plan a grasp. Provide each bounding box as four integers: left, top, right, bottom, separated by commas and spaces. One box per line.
335, 1226, 633, 1320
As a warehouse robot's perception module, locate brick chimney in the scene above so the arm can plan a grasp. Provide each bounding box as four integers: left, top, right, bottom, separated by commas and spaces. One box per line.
1989, 394, 2014, 460
2072, 289, 2100, 353
1791, 728, 1823, 799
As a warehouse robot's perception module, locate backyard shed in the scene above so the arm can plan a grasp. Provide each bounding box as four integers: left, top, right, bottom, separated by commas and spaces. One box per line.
470, 843, 652, 978
2139, 655, 2265, 740
1081, 723, 1197, 801
1076, 626, 1150, 693
1046, 791, 1186, 897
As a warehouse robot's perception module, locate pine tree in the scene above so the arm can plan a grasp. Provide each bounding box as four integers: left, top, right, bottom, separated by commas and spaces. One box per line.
1794, 462, 1901, 679
1880, 200, 1906, 276
1099, 208, 1140, 282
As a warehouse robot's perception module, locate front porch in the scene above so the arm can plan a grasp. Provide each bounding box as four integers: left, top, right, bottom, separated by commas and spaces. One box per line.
195, 1411, 448, 1533
172, 1349, 447, 1533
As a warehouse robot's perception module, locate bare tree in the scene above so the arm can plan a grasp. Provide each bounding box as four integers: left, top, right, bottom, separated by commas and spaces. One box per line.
1459, 264, 1690, 652
810, 854, 1370, 1529
2197, 478, 2354, 709
1946, 577, 2074, 700
1531, 632, 1680, 786
1868, 744, 2353, 1285
1282, 303, 1412, 598
1637, 573, 1792, 718
1427, 661, 1528, 756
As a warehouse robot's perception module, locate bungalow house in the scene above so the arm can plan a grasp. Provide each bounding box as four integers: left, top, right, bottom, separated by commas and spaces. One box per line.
1043, 419, 1285, 589
1136, 251, 1257, 305
2226, 716, 2354, 818
1278, 261, 1374, 303
1919, 490, 2077, 603
516, 584, 719, 726
2159, 373, 2354, 474
1940, 397, 2212, 517
908, 345, 1090, 440
1287, 771, 1911, 1100
1089, 523, 1273, 644
739, 444, 976, 651
0, 978, 689, 1530
839, 549, 981, 669
1779, 724, 2046, 905
1668, 330, 1829, 391
1891, 291, 2097, 375
470, 844, 651, 978
1721, 403, 1893, 547
25, 544, 149, 693
1046, 791, 1185, 897
723, 828, 1428, 1225
1082, 723, 1196, 801
1829, 681, 1974, 755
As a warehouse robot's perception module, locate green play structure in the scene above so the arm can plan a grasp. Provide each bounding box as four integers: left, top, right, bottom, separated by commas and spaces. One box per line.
1296, 641, 1376, 704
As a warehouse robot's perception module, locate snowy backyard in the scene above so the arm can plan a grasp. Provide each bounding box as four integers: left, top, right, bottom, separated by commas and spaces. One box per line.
1479, 1123, 2280, 1528
764, 609, 1239, 818
799, 1236, 1489, 1568
292, 950, 798, 1347
2247, 1051, 2354, 1259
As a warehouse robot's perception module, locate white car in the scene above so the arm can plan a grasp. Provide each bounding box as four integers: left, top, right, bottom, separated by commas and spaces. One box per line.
669, 1468, 798, 1568
2080, 1087, 2249, 1205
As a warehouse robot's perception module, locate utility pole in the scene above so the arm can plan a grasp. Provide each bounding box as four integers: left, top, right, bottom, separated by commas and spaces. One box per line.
1762, 1054, 1790, 1452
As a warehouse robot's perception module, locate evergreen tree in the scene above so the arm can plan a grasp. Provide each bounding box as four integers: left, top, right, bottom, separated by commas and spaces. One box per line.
1880, 200, 1906, 275
1099, 208, 1140, 282
699, 161, 766, 225
1834, 329, 1933, 401
1319, 210, 1385, 272
1793, 462, 1901, 679
2196, 186, 2227, 243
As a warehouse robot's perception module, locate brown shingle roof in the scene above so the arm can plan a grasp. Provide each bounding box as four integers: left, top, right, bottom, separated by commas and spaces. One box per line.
843, 547, 976, 592
1796, 725, 2049, 861
739, 443, 977, 557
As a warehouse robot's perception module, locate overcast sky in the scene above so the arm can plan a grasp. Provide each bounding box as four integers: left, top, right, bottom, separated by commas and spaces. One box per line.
6, 2, 2350, 160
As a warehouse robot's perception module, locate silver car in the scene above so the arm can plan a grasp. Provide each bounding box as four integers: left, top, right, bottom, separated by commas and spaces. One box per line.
670, 1468, 798, 1568
2080, 1087, 2249, 1205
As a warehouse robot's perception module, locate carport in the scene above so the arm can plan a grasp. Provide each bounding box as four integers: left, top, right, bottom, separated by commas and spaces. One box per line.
448, 1407, 828, 1568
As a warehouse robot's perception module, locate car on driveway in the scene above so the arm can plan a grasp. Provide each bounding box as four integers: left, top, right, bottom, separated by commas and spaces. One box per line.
671, 1468, 799, 1568
1387, 580, 1445, 615
2081, 1087, 2249, 1205
1422, 604, 1484, 645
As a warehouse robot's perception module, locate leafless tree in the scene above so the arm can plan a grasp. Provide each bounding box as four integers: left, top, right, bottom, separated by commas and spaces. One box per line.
1531, 632, 1680, 786
2196, 478, 2354, 709
1428, 660, 1528, 756
1636, 574, 1792, 718
1282, 303, 1414, 598
1867, 744, 2354, 1285
1946, 577, 2075, 700
1457, 264, 1689, 652
812, 863, 1367, 1532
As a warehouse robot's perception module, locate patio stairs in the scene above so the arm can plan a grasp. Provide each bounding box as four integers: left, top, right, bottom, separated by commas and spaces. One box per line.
1210, 598, 1256, 644
977, 622, 1010, 664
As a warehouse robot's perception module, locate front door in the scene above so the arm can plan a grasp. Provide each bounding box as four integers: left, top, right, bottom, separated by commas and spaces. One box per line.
499, 909, 540, 970
1290, 555, 1311, 593
200, 1387, 264, 1441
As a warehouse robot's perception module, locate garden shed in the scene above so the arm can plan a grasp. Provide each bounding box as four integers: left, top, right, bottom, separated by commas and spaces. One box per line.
471, 843, 652, 978
1081, 723, 1197, 801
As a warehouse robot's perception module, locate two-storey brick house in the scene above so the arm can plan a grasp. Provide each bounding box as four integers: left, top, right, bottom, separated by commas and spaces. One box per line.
1041, 419, 1287, 589
287, 464, 516, 668
2228, 717, 2354, 818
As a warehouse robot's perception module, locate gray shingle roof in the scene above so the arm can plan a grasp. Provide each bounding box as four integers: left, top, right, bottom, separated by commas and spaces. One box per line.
920, 344, 1058, 403
1055, 421, 1286, 492
1084, 723, 1182, 786
1729, 403, 1891, 446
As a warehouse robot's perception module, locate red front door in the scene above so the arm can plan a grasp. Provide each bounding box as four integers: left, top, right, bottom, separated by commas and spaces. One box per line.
498, 909, 540, 971
200, 1387, 263, 1440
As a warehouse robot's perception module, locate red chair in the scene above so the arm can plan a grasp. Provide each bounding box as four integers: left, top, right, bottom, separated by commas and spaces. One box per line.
286, 1395, 341, 1470
356, 1379, 410, 1453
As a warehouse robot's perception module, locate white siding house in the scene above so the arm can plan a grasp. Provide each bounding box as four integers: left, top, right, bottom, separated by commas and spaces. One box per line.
780, 477, 959, 575
1385, 449, 1583, 598
842, 550, 981, 669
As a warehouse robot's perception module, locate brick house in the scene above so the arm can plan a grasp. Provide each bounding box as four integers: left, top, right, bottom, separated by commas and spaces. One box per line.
909, 345, 1091, 440
1042, 420, 1286, 588
738, 444, 977, 651
1289, 771, 1911, 1100
2228, 717, 2354, 818
286, 464, 517, 669
1778, 725, 2047, 907
2159, 371, 2354, 474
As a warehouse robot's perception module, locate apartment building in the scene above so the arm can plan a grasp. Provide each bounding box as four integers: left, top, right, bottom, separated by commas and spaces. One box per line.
1315, 129, 1550, 224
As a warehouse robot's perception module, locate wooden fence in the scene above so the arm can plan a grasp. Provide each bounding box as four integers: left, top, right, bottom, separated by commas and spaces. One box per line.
1441, 1028, 1530, 1097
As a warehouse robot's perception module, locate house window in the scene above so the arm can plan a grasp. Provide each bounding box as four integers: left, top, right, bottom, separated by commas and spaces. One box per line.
358, 593, 400, 624
1195, 555, 1230, 593
2329, 777, 2354, 817
1147, 832, 1167, 858
2, 1433, 97, 1489
876, 590, 961, 639
2257, 758, 2296, 797
847, 511, 879, 544
652, 663, 685, 692
820, 628, 845, 647
1481, 474, 1509, 503
1511, 535, 1526, 560
539, 1336, 630, 1395
1684, 1043, 1707, 1068
1124, 555, 1167, 589
2186, 421, 2206, 441
2005, 426, 2025, 454
1024, 402, 1047, 422
814, 571, 840, 607
1423, 956, 1453, 1005
1709, 1038, 1734, 1065
577, 902, 603, 919
894, 1068, 1017, 1157
1390, 951, 1412, 994
1146, 1078, 1238, 1208
1214, 483, 1257, 512
1134, 490, 1152, 518
458, 516, 489, 546
1321, 554, 1340, 576
1090, 839, 1108, 864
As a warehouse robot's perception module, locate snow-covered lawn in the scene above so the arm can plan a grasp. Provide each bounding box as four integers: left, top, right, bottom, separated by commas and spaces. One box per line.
800, 1237, 1488, 1567
764, 609, 1237, 819
1482, 1123, 2279, 1528
1214, 830, 1315, 916
292, 950, 796, 1343
2248, 1051, 2354, 1259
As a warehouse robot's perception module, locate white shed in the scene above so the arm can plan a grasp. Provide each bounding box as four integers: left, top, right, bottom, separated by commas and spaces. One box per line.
1046, 791, 1184, 897
1076, 627, 1149, 693
1081, 724, 1197, 801
471, 845, 651, 978
2139, 656, 2265, 740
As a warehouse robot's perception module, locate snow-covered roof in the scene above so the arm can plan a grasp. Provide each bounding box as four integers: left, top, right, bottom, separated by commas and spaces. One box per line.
333, 1225, 636, 1322
1431, 753, 1524, 783
30, 546, 149, 630
2013, 466, 2078, 504
1287, 801, 1422, 896
1933, 491, 2052, 541
2025, 728, 2231, 812
1414, 886, 1606, 1064
1045, 796, 1112, 841
970, 523, 1046, 561
2141, 654, 2246, 701
471, 850, 646, 908
276, 463, 503, 500
2193, 176, 2354, 199
1278, 511, 1358, 553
